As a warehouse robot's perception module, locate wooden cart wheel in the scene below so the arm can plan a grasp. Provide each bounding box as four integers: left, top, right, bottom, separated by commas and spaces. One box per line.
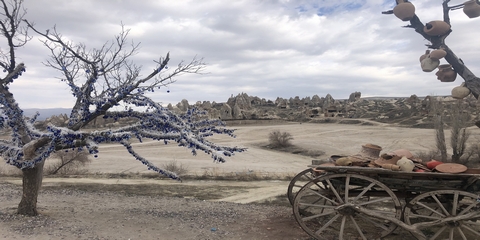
287, 168, 319, 205
293, 173, 402, 240
404, 190, 480, 240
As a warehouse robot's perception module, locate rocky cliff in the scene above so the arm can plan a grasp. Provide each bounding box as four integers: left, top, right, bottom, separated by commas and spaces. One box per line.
169, 92, 480, 128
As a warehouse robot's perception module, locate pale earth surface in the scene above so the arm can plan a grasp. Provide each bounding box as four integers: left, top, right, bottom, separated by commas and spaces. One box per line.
1, 121, 479, 240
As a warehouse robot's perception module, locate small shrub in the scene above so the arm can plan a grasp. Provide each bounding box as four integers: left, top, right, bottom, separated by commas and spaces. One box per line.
45, 149, 91, 175
268, 130, 293, 148
162, 160, 189, 176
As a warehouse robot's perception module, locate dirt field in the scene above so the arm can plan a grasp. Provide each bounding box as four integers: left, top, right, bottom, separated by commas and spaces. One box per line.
1, 121, 479, 239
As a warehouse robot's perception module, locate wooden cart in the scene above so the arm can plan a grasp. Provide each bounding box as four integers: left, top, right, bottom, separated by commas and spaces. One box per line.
290, 165, 480, 240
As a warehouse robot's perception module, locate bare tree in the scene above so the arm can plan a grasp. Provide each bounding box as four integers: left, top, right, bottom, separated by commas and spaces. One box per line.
447, 100, 471, 162
430, 97, 448, 161
0, 0, 244, 216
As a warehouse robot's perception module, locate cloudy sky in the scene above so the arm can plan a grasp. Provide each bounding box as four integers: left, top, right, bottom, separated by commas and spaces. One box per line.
6, 0, 480, 108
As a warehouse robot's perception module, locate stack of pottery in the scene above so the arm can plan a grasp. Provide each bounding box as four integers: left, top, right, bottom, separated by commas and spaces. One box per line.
436, 64, 457, 82
463, 0, 480, 18
451, 83, 471, 99
393, 0, 415, 21
424, 21, 451, 36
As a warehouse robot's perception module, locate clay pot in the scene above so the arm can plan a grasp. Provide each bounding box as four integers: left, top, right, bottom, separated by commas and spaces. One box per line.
463, 0, 480, 18
393, 0, 415, 21
421, 57, 440, 72
429, 49, 447, 61
424, 21, 451, 36
396, 157, 415, 172
426, 160, 443, 169
436, 64, 457, 82
419, 50, 430, 62
451, 83, 471, 99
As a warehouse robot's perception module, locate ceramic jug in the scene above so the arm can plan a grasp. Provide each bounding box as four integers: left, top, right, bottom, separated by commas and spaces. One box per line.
451, 83, 471, 99
436, 64, 457, 82
421, 57, 440, 72
393, 0, 415, 21
424, 21, 451, 36
463, 0, 480, 18
419, 50, 430, 62
429, 49, 447, 61
396, 157, 415, 172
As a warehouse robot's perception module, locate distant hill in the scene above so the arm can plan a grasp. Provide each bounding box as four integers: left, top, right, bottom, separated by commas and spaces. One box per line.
23, 108, 71, 121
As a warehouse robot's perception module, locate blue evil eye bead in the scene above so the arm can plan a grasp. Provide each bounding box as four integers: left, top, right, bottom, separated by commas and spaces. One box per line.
62, 66, 67, 70
86, 69, 90, 73
165, 66, 168, 69
2, 69, 6, 72
167, 90, 170, 93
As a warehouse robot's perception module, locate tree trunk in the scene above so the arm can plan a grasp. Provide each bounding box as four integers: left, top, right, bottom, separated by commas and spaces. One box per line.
17, 161, 45, 216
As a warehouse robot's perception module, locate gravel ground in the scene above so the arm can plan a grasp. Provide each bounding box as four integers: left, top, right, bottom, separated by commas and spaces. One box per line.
0, 181, 311, 240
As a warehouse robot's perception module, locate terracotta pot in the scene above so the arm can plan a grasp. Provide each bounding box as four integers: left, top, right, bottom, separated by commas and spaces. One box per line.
429, 49, 447, 60
426, 160, 443, 169
463, 0, 480, 18
393, 1, 415, 21
419, 50, 430, 62
424, 21, 451, 36
421, 57, 440, 72
451, 84, 471, 99
436, 64, 457, 82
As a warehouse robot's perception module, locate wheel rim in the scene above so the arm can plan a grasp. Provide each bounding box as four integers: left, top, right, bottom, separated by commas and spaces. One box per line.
293, 173, 401, 240
287, 168, 318, 205
404, 190, 480, 240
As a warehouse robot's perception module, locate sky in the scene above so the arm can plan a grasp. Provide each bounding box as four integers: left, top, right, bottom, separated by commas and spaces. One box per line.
5, 0, 480, 108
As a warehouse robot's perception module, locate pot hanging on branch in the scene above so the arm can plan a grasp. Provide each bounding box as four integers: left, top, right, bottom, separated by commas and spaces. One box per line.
436, 64, 457, 82
429, 49, 447, 61
393, 0, 415, 21
420, 56, 440, 72
451, 83, 471, 99
424, 21, 451, 36
463, 0, 480, 18
419, 50, 430, 62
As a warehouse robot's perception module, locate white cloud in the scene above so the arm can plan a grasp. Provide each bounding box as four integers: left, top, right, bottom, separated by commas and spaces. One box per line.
5, 0, 479, 108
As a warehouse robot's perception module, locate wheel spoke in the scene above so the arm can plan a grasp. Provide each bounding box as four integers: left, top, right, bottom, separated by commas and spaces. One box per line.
457, 227, 468, 240
315, 214, 341, 235
415, 202, 446, 218
353, 182, 375, 202
301, 210, 336, 221
461, 223, 480, 236
339, 216, 346, 240
344, 175, 350, 203
431, 194, 450, 216
430, 225, 447, 240
458, 201, 478, 215
325, 179, 344, 204
357, 213, 390, 231
304, 188, 337, 205
451, 191, 459, 216
349, 215, 367, 240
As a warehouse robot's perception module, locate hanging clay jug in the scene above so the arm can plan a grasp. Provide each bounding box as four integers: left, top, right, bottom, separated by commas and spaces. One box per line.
396, 157, 415, 172
424, 21, 451, 36
419, 50, 430, 62
451, 83, 471, 99
436, 64, 457, 82
463, 0, 480, 18
429, 49, 447, 61
393, 0, 416, 21
421, 57, 440, 72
